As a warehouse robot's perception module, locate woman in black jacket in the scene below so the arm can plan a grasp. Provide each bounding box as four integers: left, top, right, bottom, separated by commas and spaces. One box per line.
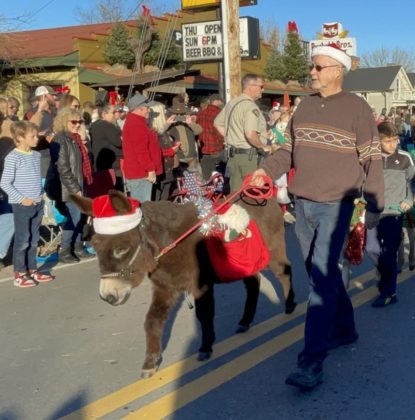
47, 108, 93, 263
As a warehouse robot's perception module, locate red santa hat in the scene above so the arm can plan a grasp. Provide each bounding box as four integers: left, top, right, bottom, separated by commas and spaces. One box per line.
311, 43, 351, 71
92, 195, 142, 235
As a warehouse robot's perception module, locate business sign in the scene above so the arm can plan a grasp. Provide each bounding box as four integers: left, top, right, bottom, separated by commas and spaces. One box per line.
181, 17, 260, 62
181, 0, 257, 10
311, 22, 357, 57
309, 37, 357, 57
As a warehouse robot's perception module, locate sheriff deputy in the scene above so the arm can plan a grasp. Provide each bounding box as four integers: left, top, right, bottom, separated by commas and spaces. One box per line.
214, 73, 270, 191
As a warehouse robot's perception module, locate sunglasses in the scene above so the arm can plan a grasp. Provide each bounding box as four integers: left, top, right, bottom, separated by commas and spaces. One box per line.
70, 120, 84, 125
309, 64, 341, 72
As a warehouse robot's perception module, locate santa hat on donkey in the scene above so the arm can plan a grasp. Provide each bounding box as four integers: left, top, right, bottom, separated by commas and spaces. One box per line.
92, 195, 142, 235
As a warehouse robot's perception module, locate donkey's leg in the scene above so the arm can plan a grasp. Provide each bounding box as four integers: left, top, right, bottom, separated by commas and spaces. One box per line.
268, 242, 297, 314
142, 286, 180, 378
195, 283, 215, 361
236, 275, 260, 333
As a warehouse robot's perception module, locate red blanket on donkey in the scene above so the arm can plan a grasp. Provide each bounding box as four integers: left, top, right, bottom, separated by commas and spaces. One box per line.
205, 204, 270, 282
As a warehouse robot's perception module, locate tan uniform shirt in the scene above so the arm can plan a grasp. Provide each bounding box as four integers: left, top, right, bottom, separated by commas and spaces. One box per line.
214, 93, 267, 149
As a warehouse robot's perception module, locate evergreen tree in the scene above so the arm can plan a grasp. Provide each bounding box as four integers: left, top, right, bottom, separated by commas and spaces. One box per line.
142, 31, 182, 68
264, 49, 285, 81
282, 32, 309, 82
104, 23, 136, 69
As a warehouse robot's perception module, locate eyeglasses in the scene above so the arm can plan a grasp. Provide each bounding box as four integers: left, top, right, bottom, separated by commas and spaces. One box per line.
249, 84, 264, 89
309, 64, 341, 72
70, 120, 84, 125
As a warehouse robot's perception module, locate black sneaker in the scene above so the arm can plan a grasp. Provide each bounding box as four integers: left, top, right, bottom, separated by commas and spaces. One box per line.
235, 324, 250, 334
371, 294, 398, 308
59, 248, 80, 264
285, 361, 323, 390
327, 330, 359, 351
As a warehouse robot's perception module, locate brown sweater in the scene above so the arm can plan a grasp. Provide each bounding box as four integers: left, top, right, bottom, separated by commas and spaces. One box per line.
261, 90, 384, 213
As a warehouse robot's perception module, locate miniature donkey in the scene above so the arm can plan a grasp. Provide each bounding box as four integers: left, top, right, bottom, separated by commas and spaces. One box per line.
71, 190, 296, 377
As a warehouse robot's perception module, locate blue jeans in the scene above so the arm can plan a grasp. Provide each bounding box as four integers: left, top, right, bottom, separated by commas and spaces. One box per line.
125, 178, 153, 202
11, 201, 44, 272
376, 215, 402, 297
294, 198, 355, 363
61, 201, 83, 250
0, 200, 14, 258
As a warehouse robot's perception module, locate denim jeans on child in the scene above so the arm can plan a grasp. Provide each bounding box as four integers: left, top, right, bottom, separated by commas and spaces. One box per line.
11, 201, 44, 272
294, 198, 355, 363
0, 200, 14, 259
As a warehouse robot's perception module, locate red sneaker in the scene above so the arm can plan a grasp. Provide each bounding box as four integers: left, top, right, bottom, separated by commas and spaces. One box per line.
14, 272, 38, 288
29, 270, 55, 283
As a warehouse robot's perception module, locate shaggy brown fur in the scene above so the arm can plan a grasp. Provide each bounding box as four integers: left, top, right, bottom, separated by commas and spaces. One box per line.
71, 191, 296, 377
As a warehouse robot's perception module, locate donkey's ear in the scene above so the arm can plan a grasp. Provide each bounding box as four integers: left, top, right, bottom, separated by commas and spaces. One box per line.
108, 190, 132, 214
69, 194, 93, 216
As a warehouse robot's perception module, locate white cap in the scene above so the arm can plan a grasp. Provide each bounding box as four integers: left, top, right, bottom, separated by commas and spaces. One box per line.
35, 85, 56, 97
311, 45, 352, 72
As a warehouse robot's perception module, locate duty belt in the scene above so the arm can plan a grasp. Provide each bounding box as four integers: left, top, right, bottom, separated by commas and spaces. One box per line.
229, 146, 257, 155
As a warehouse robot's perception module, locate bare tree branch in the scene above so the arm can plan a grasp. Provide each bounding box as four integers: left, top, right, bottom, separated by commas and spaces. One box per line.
361, 47, 415, 72
260, 19, 282, 50
75, 0, 179, 24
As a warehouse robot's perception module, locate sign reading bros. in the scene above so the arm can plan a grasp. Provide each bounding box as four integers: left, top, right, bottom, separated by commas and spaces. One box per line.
181, 17, 260, 62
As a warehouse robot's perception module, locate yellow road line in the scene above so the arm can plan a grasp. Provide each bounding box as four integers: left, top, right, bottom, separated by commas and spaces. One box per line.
123, 271, 413, 419
61, 269, 376, 419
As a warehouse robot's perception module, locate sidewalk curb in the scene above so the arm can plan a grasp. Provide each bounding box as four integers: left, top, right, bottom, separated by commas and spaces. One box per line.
0, 257, 96, 284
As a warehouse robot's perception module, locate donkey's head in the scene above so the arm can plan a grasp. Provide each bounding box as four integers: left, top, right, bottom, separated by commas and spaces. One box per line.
71, 190, 158, 306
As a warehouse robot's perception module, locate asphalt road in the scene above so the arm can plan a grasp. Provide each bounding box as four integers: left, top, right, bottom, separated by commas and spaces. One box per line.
1, 225, 415, 420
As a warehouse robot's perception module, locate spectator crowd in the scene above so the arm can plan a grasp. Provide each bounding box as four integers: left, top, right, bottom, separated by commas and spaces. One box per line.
0, 79, 301, 288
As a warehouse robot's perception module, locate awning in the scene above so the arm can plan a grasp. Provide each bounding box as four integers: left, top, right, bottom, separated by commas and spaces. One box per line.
146, 81, 186, 94
90, 68, 200, 88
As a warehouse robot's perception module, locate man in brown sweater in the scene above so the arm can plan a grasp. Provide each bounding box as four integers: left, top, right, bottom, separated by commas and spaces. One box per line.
252, 45, 385, 390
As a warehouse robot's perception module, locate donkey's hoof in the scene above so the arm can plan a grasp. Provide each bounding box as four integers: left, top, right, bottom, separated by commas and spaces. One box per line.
235, 324, 250, 334
197, 351, 212, 362
141, 367, 158, 378
285, 301, 297, 314
141, 357, 161, 378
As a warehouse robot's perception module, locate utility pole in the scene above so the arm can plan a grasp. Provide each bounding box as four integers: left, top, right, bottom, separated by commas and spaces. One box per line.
221, 0, 241, 102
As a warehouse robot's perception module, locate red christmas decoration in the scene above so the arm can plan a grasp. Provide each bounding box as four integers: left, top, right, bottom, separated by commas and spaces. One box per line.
55, 86, 70, 94
141, 5, 154, 25
344, 222, 367, 265
287, 21, 298, 34
109, 90, 120, 105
